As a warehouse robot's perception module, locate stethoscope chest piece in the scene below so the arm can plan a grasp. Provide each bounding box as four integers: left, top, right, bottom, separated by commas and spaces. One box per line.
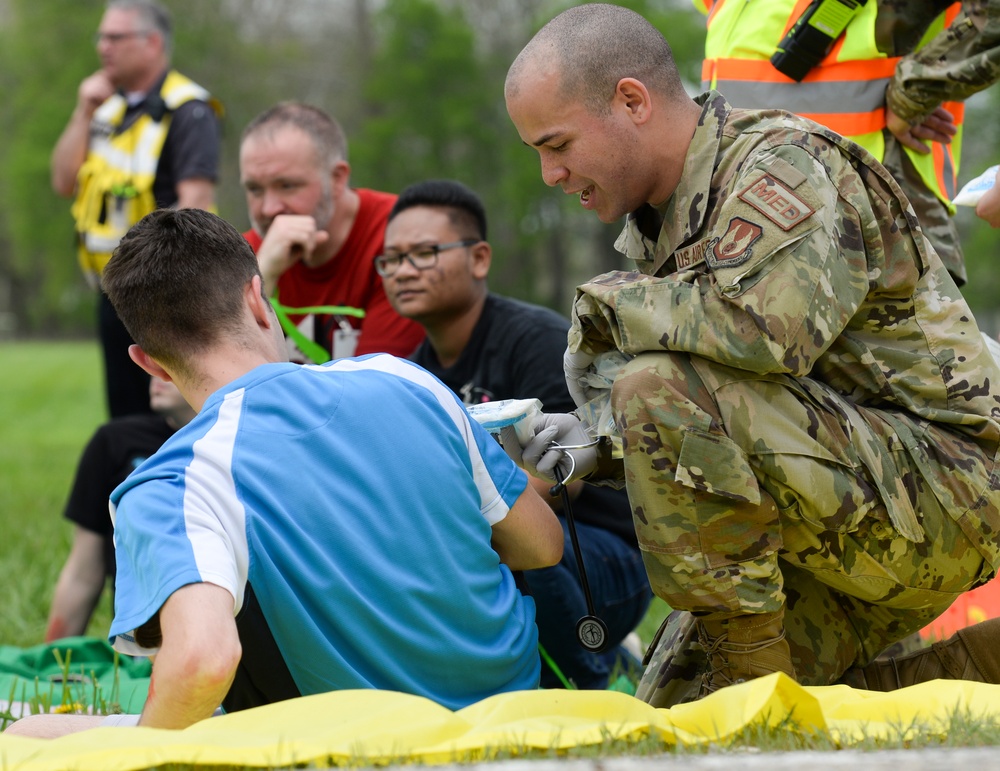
576, 614, 610, 652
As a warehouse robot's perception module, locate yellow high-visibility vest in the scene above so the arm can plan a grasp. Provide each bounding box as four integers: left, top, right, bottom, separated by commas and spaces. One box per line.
71, 70, 219, 280
698, 0, 963, 209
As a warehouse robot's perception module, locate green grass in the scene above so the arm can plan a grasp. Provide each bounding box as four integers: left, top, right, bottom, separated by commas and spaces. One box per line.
0, 340, 112, 646
638, 597, 671, 647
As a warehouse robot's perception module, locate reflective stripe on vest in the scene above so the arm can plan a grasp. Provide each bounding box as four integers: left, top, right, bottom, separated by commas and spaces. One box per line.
698, 0, 963, 207
70, 70, 214, 280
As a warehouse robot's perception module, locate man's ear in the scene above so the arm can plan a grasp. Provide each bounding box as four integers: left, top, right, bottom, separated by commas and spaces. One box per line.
246, 275, 275, 330
614, 77, 652, 125
147, 29, 166, 59
129, 345, 172, 382
331, 160, 351, 197
470, 240, 492, 281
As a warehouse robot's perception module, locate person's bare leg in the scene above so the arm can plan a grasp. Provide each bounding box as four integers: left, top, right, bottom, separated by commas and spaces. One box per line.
3, 714, 105, 738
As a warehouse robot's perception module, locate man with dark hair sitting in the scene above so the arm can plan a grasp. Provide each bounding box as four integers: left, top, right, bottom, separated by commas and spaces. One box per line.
380, 179, 652, 690
6, 208, 562, 737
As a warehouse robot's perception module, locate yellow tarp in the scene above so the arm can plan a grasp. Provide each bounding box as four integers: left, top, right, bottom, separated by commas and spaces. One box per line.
2, 675, 999, 770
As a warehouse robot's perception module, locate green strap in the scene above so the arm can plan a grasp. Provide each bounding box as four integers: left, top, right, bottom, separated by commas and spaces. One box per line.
273, 303, 365, 318
538, 644, 575, 690
270, 299, 366, 365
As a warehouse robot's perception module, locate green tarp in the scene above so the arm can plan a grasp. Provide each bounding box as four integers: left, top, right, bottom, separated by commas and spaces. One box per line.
0, 637, 150, 718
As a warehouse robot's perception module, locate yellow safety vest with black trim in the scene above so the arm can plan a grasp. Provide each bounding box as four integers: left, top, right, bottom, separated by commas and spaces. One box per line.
697, 0, 963, 210
71, 70, 218, 280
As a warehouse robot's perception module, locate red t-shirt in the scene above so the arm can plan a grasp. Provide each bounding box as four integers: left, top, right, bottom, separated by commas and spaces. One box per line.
244, 188, 424, 362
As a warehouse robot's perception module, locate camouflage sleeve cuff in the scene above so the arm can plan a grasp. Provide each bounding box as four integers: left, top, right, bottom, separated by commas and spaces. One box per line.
885, 4, 1000, 123
586, 436, 626, 488
885, 80, 933, 126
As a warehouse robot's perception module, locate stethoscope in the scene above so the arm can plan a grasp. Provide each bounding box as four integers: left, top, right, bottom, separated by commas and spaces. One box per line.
547, 437, 610, 654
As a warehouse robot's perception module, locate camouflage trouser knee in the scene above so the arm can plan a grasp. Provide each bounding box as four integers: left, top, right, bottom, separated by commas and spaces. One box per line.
615, 352, 1000, 705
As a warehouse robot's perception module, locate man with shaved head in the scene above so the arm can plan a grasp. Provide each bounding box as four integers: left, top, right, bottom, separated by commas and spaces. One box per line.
504, 3, 1000, 706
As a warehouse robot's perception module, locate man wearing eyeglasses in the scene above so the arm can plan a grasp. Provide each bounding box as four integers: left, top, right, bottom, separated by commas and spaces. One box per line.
239, 103, 425, 364
51, 0, 221, 419
379, 179, 653, 691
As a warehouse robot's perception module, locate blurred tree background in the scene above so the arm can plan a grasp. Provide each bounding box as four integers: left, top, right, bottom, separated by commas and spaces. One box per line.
0, 0, 997, 339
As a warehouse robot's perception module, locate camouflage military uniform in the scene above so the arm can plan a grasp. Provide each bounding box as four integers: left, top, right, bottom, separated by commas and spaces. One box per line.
880, 0, 1000, 283
568, 92, 1000, 707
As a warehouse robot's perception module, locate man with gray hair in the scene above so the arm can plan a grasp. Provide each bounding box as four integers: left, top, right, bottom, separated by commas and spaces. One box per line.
51, 0, 221, 418
240, 102, 424, 363
504, 3, 1000, 705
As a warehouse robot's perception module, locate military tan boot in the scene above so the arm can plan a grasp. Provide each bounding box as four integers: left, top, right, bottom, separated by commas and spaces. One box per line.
850, 617, 1000, 691
696, 608, 797, 697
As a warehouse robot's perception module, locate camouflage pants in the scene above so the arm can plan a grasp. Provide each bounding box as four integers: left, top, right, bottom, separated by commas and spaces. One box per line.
612, 352, 1000, 707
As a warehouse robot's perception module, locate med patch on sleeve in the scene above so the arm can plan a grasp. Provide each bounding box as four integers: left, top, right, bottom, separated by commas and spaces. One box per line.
703, 150, 826, 297
737, 171, 815, 231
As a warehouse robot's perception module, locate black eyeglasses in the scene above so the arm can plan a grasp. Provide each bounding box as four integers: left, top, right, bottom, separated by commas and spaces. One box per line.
374, 239, 479, 277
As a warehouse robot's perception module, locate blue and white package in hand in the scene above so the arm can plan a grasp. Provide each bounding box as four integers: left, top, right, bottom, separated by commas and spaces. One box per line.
953, 165, 999, 207
466, 398, 542, 445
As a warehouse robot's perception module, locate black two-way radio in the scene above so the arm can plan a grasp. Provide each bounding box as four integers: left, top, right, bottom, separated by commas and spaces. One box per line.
770, 0, 869, 82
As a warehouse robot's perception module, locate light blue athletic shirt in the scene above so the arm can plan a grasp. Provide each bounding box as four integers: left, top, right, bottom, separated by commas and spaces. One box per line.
108, 354, 538, 709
